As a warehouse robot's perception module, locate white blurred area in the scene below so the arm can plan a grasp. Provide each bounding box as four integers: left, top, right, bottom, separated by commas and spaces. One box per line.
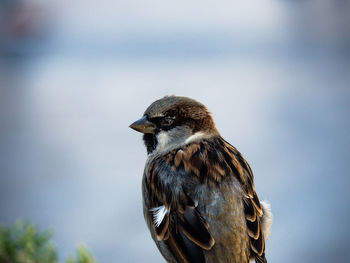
0, 0, 349, 262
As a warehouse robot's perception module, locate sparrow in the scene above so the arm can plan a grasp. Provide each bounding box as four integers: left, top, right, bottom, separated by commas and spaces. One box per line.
130, 96, 272, 263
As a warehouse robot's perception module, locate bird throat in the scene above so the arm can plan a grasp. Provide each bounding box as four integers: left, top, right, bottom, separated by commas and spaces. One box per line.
143, 133, 158, 154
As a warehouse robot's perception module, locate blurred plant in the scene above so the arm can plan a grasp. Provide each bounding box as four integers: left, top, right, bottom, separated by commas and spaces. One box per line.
0, 220, 57, 263
66, 246, 97, 263
0, 220, 97, 263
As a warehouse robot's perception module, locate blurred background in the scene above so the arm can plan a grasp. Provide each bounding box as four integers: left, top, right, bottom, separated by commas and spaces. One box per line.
0, 0, 349, 262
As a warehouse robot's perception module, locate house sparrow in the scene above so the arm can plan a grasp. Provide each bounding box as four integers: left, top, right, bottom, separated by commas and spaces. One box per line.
130, 96, 272, 263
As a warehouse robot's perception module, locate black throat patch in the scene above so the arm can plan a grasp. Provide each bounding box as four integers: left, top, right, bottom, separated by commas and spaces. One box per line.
143, 133, 158, 154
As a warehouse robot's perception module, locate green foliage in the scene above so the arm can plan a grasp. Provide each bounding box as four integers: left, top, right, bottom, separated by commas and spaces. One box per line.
0, 220, 57, 263
65, 246, 97, 263
0, 220, 97, 263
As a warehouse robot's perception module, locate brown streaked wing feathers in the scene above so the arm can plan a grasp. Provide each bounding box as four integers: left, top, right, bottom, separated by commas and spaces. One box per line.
167, 231, 190, 263
221, 138, 267, 261
147, 152, 214, 263
179, 206, 215, 250
152, 211, 169, 240
150, 205, 213, 263
166, 226, 206, 263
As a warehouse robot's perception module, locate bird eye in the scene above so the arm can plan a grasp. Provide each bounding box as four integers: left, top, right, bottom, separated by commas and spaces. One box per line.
163, 116, 175, 126
149, 116, 175, 130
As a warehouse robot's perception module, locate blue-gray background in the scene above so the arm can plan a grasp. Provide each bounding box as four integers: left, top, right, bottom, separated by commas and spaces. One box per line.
0, 0, 349, 262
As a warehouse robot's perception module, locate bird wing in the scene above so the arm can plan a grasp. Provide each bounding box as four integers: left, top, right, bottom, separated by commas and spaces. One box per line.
145, 156, 215, 263
219, 138, 267, 263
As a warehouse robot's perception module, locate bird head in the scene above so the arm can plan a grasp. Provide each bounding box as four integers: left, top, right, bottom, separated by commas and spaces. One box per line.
130, 96, 219, 154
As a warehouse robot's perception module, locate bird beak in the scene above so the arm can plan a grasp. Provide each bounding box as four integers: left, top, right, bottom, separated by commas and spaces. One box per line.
129, 115, 156, 134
